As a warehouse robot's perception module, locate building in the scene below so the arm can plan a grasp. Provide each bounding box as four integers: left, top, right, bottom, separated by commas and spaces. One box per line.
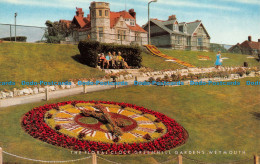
60, 2, 147, 45
228, 36, 260, 55
143, 15, 211, 51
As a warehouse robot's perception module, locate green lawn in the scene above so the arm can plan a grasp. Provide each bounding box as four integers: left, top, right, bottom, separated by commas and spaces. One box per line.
141, 52, 181, 71
1, 42, 259, 91
0, 77, 259, 164
160, 49, 260, 68
0, 42, 105, 90
0, 42, 182, 91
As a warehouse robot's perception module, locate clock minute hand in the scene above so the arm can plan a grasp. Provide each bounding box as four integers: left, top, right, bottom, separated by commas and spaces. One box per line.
94, 104, 123, 137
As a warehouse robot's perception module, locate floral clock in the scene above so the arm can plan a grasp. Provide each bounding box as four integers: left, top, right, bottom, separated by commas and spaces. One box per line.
22, 101, 188, 154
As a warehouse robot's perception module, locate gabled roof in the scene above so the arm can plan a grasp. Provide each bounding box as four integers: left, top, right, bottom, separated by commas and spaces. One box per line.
61, 8, 146, 33
71, 14, 91, 30
110, 11, 147, 33
240, 41, 260, 50
110, 11, 135, 28
186, 21, 201, 35
144, 19, 188, 35
127, 24, 147, 33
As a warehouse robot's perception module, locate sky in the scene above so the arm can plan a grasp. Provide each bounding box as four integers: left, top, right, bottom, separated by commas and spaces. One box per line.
0, 0, 259, 44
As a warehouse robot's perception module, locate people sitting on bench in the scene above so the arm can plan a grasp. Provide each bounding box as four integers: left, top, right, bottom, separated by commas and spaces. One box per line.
105, 52, 112, 69
99, 53, 106, 69
97, 52, 129, 69
117, 52, 129, 69
112, 51, 117, 68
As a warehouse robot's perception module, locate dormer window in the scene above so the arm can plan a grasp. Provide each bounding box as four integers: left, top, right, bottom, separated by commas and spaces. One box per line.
174, 24, 178, 31
183, 24, 187, 33
130, 19, 135, 26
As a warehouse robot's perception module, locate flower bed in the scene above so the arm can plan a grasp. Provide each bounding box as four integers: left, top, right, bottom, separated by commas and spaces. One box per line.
198, 55, 211, 60
144, 45, 195, 68
21, 100, 188, 154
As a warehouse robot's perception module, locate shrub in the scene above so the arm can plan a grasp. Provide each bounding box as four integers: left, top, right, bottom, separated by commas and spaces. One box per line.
78, 132, 86, 139
143, 134, 151, 140
148, 77, 155, 83
156, 77, 161, 82
120, 104, 127, 109
78, 41, 100, 68
156, 127, 164, 133
154, 119, 161, 123
46, 113, 53, 119
246, 70, 251, 75
235, 68, 246, 77
78, 41, 142, 68
113, 136, 119, 142
55, 125, 61, 130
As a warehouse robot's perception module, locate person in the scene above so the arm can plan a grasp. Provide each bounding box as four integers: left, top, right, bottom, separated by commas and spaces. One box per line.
215, 51, 222, 69
99, 53, 106, 69
105, 52, 112, 69
112, 51, 117, 68
117, 52, 129, 69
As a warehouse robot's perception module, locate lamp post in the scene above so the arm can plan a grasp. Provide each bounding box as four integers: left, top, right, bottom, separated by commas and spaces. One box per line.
148, 0, 157, 45
14, 12, 17, 42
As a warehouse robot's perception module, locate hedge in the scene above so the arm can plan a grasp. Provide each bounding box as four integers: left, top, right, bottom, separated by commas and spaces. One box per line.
78, 41, 142, 68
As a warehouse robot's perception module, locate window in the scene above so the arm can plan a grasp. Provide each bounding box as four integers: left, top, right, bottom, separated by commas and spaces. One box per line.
117, 30, 121, 40
123, 31, 126, 40
198, 27, 203, 34
174, 24, 178, 31
105, 10, 109, 16
177, 36, 181, 45
117, 30, 126, 40
120, 21, 124, 26
184, 25, 187, 33
98, 27, 103, 38
130, 20, 135, 26
186, 37, 191, 46
198, 38, 203, 46
99, 10, 102, 16
135, 32, 140, 41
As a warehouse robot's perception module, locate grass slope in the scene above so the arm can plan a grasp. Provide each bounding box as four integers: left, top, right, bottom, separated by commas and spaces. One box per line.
160, 49, 260, 68
0, 42, 105, 90
141, 52, 181, 71
0, 77, 259, 164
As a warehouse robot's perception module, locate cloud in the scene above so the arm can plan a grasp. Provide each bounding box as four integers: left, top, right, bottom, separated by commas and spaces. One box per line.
219, 0, 260, 5
139, 0, 239, 11
0, 0, 126, 8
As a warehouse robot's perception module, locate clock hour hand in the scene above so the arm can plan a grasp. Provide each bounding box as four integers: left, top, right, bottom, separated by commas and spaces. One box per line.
82, 104, 123, 137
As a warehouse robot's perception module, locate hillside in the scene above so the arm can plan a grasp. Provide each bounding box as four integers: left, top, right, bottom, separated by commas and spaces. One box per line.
160, 49, 259, 68
0, 42, 105, 90
0, 42, 259, 90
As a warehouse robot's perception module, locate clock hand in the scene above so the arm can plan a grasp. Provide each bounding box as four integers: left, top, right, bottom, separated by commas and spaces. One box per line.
82, 104, 123, 137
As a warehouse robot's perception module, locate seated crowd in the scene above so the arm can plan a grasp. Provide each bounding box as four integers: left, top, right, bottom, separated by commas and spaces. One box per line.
98, 51, 129, 69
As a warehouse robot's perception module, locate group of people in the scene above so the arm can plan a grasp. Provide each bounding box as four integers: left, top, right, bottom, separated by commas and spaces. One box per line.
98, 51, 129, 69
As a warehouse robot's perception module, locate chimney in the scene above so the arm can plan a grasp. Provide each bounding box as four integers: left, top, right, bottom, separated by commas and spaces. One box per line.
248, 36, 252, 42
76, 7, 84, 17
258, 39, 260, 42
129, 9, 136, 19
168, 15, 176, 21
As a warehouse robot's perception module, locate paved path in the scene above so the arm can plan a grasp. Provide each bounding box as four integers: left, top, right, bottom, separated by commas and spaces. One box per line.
0, 69, 253, 108
0, 77, 152, 108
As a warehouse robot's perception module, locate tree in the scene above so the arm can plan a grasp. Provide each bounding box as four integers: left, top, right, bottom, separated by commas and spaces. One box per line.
210, 43, 228, 53
44, 20, 72, 43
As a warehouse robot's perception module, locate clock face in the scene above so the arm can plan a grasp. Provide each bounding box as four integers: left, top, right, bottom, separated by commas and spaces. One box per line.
22, 101, 188, 154
46, 103, 165, 143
